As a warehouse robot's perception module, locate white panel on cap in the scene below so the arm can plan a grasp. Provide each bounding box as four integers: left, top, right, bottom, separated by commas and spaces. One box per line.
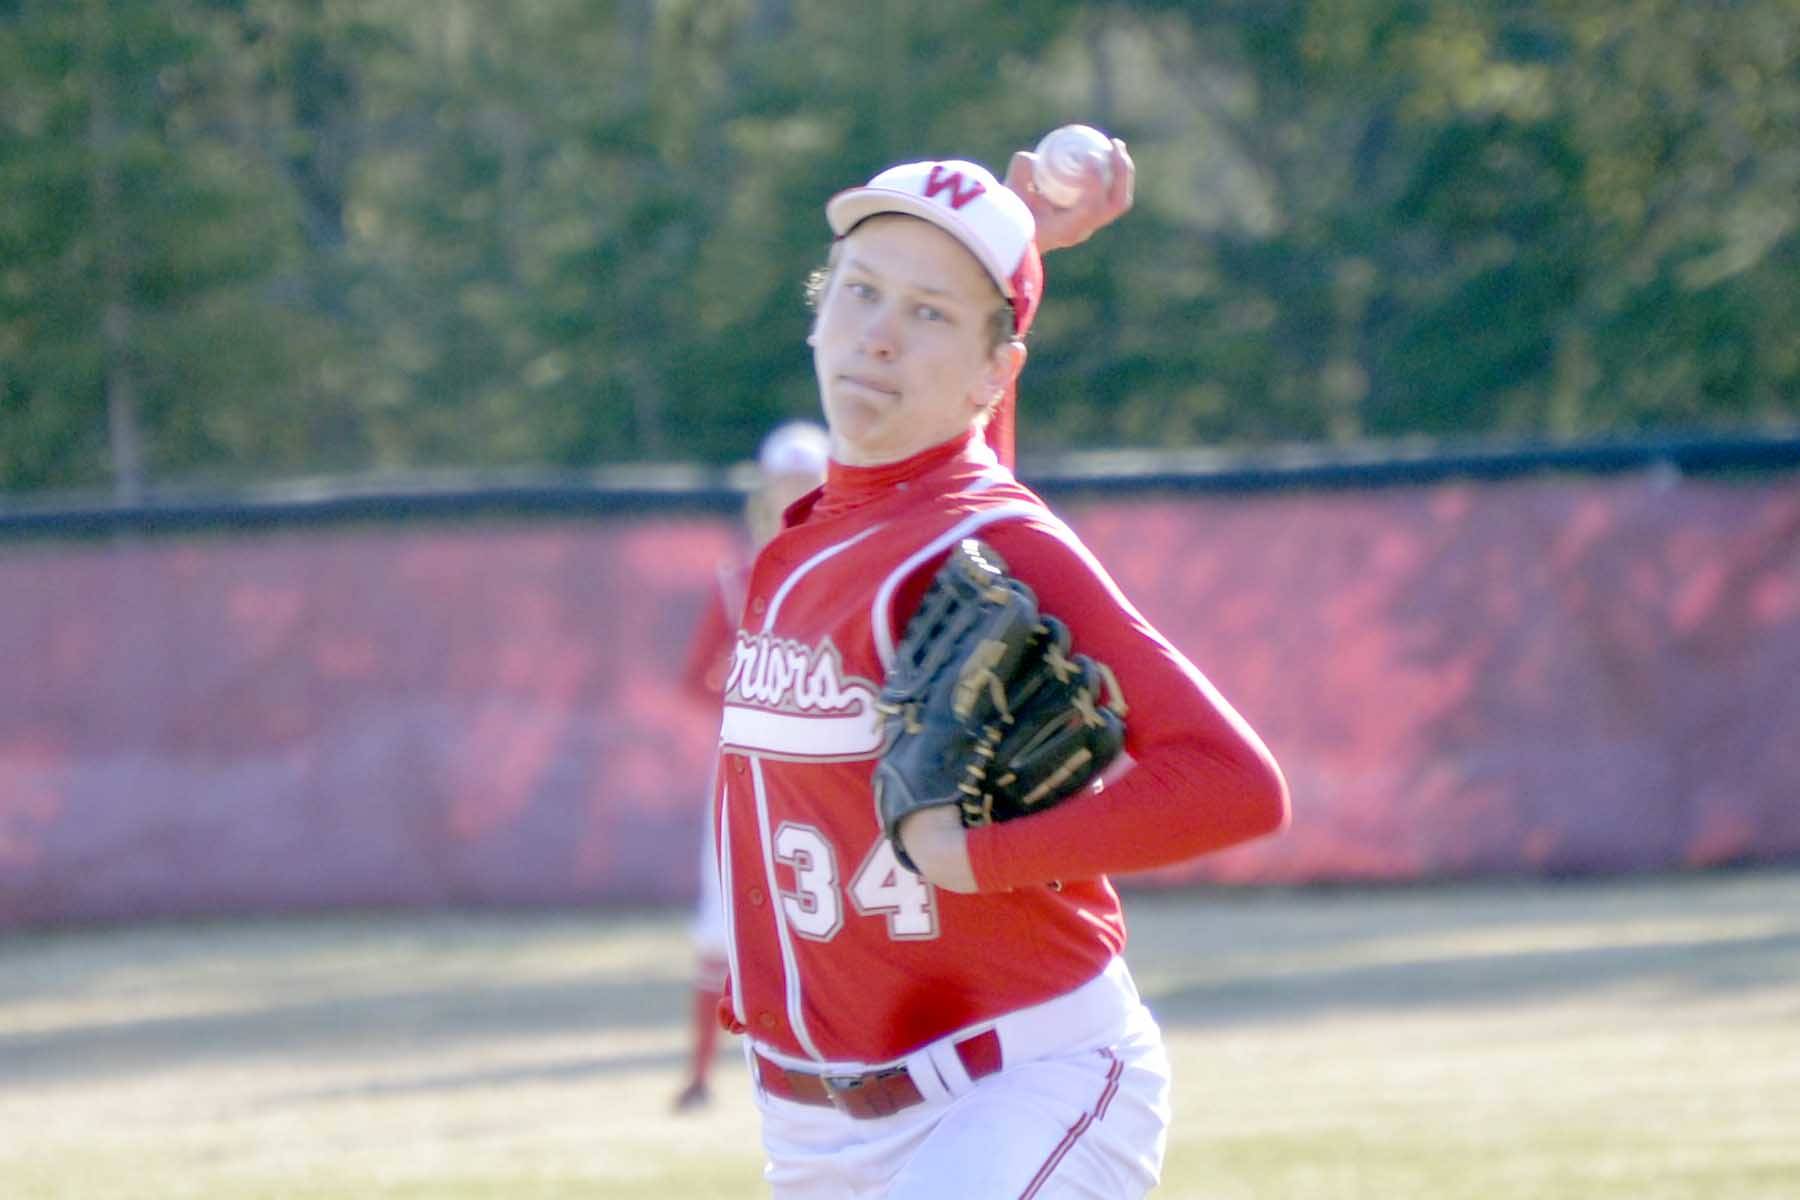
825, 159, 1035, 299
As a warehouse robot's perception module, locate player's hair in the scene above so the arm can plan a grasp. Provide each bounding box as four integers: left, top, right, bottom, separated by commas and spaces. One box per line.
804, 221, 1021, 354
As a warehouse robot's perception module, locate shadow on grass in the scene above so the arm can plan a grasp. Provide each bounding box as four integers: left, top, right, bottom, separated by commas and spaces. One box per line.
0, 971, 691, 1088
1140, 925, 1800, 1027
261, 1044, 700, 1105
7, 873, 1798, 1096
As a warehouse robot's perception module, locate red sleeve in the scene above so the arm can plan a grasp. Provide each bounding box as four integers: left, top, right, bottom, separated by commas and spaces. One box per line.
716, 972, 745, 1034
681, 570, 741, 707
960, 517, 1289, 891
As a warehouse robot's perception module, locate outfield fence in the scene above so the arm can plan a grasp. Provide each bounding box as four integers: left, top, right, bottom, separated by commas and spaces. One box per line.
4, 434, 1798, 927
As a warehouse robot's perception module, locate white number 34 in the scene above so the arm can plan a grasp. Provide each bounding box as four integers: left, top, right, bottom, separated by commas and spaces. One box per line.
772, 823, 939, 942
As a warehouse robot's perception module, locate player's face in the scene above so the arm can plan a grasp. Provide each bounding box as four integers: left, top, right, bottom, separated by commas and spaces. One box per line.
811, 216, 1023, 467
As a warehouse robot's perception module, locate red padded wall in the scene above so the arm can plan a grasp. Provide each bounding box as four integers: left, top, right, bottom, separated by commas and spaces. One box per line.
3, 473, 1796, 926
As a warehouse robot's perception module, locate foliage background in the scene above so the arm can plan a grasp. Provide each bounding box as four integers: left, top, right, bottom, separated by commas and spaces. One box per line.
2, 0, 1796, 499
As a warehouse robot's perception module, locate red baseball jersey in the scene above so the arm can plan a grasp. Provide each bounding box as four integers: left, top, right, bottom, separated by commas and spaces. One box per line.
715, 431, 1287, 1066
682, 556, 750, 706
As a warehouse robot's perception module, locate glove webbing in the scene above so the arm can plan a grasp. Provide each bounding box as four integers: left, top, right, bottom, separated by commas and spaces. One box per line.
959, 643, 1129, 824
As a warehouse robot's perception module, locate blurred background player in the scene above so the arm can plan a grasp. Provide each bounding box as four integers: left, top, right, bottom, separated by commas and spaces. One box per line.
672, 419, 831, 1112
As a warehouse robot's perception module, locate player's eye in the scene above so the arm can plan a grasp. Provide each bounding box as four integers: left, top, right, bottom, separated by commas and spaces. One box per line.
915, 304, 946, 323
846, 281, 876, 302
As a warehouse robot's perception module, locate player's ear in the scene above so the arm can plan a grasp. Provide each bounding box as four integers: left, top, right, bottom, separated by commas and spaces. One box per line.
986, 339, 1026, 394
972, 341, 1025, 422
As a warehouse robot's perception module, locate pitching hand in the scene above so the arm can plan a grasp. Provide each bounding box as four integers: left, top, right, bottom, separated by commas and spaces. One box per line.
1005, 136, 1136, 253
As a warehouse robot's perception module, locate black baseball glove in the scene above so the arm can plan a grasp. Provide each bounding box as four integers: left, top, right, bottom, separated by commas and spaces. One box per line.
872, 538, 1129, 874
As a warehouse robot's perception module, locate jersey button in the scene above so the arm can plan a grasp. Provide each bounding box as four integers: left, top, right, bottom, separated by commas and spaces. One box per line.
751, 597, 766, 615
757, 1012, 778, 1031
747, 887, 765, 906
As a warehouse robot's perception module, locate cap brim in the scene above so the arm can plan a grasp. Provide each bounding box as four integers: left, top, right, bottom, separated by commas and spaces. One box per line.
825, 187, 1017, 300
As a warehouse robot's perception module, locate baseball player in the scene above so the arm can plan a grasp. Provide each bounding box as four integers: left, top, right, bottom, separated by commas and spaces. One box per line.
674, 420, 832, 1113
712, 141, 1290, 1197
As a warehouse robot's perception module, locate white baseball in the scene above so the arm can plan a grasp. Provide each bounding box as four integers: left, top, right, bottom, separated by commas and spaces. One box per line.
1031, 124, 1115, 209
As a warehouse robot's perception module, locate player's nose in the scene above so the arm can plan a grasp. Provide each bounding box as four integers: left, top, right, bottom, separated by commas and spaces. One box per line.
857, 305, 900, 360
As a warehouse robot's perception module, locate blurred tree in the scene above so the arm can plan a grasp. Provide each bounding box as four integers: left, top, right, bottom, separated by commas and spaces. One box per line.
0, 0, 1795, 496
0, 0, 353, 495
1015, 0, 1798, 451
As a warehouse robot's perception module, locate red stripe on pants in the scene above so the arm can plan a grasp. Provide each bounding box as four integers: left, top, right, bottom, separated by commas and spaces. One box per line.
1018, 1053, 1125, 1200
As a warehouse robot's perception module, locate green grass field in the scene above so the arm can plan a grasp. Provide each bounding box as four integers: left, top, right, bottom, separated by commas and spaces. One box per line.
3, 868, 1797, 1198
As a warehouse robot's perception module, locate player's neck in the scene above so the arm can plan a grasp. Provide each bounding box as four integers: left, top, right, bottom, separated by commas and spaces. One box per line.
812, 431, 979, 519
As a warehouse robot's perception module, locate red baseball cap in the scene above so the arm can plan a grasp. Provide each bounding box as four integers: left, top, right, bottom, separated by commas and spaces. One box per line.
826, 159, 1044, 338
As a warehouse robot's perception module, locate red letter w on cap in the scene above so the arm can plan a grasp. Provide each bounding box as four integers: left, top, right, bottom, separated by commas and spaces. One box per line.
923, 165, 985, 210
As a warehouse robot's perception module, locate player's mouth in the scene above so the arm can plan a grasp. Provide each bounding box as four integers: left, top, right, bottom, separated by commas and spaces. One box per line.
837, 373, 900, 400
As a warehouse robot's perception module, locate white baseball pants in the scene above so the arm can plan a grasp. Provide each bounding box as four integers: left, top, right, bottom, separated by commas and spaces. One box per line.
752, 959, 1171, 1199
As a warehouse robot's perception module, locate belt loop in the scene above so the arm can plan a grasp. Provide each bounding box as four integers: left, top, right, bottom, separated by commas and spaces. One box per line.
904, 1047, 954, 1105
915, 1027, 1003, 1103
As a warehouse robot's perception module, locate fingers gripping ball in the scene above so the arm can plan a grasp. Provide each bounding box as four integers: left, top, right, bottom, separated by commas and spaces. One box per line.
1031, 123, 1115, 209
873, 540, 1129, 874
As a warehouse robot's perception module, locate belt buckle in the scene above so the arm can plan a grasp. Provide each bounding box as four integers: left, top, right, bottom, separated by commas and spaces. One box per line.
822, 1065, 908, 1116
